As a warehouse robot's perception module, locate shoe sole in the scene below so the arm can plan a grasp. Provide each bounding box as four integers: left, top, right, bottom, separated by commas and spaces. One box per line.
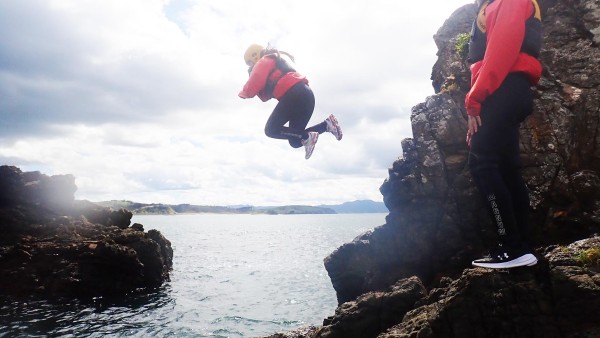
526, 258, 538, 266
472, 254, 537, 269
304, 133, 318, 159
328, 115, 343, 141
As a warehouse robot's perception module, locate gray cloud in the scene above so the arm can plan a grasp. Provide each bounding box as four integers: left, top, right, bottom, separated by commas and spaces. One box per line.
0, 0, 469, 205
0, 1, 224, 142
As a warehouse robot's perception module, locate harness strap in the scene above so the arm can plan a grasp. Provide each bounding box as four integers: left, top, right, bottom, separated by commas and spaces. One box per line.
467, 0, 542, 63
263, 53, 296, 98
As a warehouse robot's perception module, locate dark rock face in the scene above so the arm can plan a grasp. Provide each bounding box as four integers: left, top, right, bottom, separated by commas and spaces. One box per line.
268, 240, 600, 338
0, 166, 173, 297
0, 166, 77, 214
265, 0, 600, 337
316, 277, 427, 338
326, 0, 600, 304
380, 237, 600, 338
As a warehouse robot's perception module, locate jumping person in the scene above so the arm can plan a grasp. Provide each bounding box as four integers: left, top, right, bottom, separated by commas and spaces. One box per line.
238, 44, 342, 159
465, 0, 543, 268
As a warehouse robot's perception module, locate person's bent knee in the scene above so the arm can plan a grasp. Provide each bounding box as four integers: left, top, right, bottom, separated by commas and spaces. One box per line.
289, 139, 302, 148
265, 126, 276, 138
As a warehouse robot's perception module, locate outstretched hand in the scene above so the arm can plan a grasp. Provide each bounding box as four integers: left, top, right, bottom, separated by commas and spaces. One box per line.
466, 115, 482, 147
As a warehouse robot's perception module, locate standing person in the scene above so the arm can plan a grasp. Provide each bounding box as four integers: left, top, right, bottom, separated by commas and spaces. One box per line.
465, 0, 543, 268
238, 44, 342, 160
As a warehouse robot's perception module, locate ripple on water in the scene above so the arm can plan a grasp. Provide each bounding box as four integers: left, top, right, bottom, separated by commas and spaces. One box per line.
1, 214, 385, 337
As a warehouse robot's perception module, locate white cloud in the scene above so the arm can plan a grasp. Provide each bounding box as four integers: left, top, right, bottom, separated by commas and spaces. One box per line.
0, 0, 471, 206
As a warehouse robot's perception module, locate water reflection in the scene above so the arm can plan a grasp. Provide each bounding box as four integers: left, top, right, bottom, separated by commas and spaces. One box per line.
0, 286, 175, 337
1, 214, 385, 337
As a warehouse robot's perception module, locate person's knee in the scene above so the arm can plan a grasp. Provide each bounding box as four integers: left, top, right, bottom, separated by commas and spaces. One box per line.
265, 126, 276, 138
289, 139, 302, 148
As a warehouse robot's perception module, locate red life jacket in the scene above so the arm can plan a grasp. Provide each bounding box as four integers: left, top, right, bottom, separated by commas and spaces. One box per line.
239, 52, 307, 101
464, 0, 543, 117
262, 53, 296, 99
467, 0, 542, 63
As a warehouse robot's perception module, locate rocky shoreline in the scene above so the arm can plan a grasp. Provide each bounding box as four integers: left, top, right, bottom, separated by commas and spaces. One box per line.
1, 0, 599, 336
266, 0, 600, 337
0, 165, 173, 297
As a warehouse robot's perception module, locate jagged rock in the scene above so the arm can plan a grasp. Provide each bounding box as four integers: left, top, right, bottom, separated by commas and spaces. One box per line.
264, 237, 600, 338
431, 4, 476, 95
266, 327, 321, 338
380, 237, 600, 338
267, 0, 600, 337
0, 165, 173, 297
326, 0, 600, 305
314, 277, 427, 338
0, 165, 77, 214
132, 223, 145, 231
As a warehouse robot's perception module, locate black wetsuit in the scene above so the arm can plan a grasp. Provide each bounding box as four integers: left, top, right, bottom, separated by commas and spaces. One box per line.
264, 82, 327, 148
468, 72, 534, 250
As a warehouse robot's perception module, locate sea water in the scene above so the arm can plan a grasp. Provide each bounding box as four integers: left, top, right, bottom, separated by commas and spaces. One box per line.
0, 213, 387, 337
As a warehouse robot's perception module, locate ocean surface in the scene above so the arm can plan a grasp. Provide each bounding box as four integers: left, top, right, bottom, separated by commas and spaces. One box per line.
0, 213, 387, 337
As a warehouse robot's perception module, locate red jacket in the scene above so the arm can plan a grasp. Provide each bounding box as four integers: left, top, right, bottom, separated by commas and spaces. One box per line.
465, 0, 543, 117
238, 56, 308, 101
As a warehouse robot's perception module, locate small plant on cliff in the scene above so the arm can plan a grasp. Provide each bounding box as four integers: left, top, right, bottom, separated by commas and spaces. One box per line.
575, 247, 600, 266
454, 32, 470, 60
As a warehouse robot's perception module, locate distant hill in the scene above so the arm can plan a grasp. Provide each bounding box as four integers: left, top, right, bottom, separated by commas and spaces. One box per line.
94, 200, 336, 215
94, 200, 387, 215
319, 200, 388, 213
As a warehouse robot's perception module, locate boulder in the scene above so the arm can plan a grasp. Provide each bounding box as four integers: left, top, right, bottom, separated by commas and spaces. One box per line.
266, 0, 600, 336
0, 165, 173, 297
326, 0, 600, 305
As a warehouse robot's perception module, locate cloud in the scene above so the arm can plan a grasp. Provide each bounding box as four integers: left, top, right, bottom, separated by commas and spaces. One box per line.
0, 0, 471, 205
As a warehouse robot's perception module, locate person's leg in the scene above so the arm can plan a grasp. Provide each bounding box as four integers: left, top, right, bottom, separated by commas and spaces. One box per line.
305, 115, 343, 141
469, 151, 521, 249
264, 83, 313, 148
282, 84, 342, 141
469, 73, 535, 267
264, 106, 295, 141
500, 75, 534, 251
287, 83, 315, 148
305, 121, 327, 134
498, 131, 530, 247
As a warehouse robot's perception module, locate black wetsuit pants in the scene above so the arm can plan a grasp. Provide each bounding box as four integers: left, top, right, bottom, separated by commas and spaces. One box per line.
468, 72, 533, 251
265, 82, 327, 148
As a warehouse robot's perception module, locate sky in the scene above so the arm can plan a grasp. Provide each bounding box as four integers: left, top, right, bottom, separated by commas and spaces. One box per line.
0, 0, 471, 206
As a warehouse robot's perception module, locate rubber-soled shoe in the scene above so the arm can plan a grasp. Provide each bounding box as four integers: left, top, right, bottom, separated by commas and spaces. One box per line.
472, 249, 537, 269
526, 258, 538, 266
325, 114, 343, 141
301, 132, 319, 159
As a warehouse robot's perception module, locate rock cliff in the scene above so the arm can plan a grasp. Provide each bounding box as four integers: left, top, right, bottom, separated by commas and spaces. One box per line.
0, 165, 173, 297
266, 0, 600, 337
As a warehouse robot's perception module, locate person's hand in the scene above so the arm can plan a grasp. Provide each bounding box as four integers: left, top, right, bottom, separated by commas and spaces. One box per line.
466, 115, 482, 147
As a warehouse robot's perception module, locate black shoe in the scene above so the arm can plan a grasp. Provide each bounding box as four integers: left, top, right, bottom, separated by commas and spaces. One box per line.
472, 248, 537, 269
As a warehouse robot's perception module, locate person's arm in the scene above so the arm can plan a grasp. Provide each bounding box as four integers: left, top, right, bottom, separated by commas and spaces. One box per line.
465, 0, 533, 117
257, 90, 271, 102
238, 58, 274, 99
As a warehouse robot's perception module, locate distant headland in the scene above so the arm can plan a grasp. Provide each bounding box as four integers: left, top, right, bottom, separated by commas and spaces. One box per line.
95, 199, 389, 215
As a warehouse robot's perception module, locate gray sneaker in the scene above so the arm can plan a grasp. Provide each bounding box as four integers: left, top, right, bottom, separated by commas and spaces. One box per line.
325, 114, 343, 141
301, 132, 319, 159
